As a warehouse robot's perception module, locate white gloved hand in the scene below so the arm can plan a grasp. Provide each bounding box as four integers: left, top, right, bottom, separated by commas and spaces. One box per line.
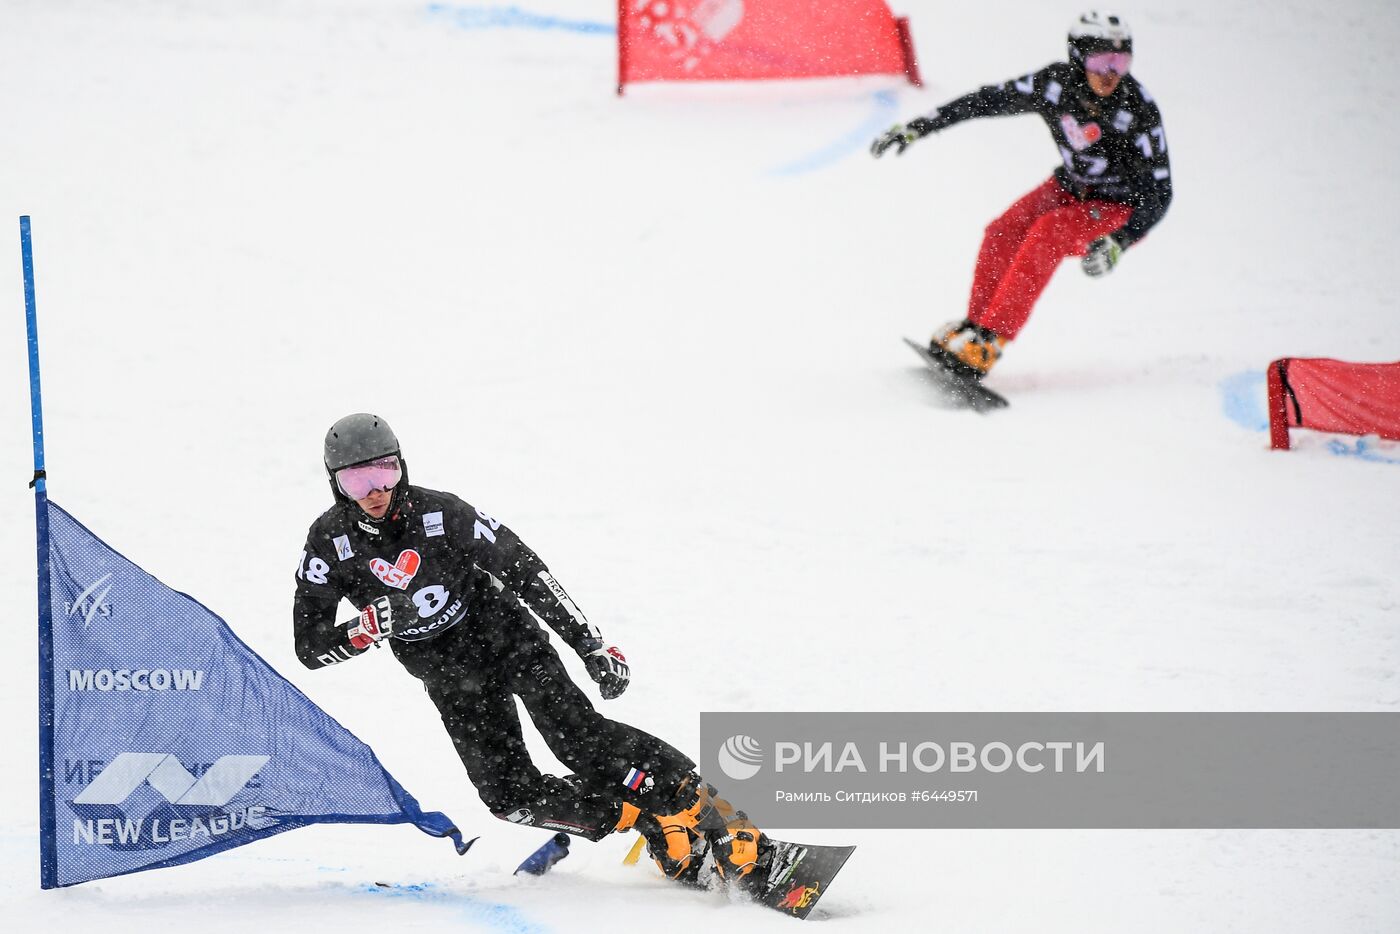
1082, 236, 1124, 278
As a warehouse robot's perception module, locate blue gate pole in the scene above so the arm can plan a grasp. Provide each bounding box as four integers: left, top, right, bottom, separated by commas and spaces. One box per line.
22, 216, 57, 889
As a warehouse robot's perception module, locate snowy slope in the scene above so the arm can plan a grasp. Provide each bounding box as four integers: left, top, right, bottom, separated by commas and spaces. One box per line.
1, 1, 1398, 931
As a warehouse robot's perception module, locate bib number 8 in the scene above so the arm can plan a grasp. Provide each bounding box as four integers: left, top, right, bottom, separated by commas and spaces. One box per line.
412, 584, 449, 618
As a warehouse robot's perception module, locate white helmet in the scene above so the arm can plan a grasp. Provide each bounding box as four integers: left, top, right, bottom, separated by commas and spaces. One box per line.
1068, 11, 1132, 63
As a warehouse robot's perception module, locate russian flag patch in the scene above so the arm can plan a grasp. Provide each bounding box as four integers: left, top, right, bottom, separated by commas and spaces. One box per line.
623, 767, 647, 791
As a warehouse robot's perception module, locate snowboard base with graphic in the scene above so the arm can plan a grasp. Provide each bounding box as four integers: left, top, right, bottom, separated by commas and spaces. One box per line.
622, 832, 855, 920
751, 838, 856, 920
903, 336, 1009, 411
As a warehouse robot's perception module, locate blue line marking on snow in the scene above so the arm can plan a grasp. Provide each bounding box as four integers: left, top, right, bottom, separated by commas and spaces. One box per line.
362, 882, 548, 933
425, 4, 614, 34
766, 90, 901, 176
1326, 436, 1400, 465
1220, 369, 1269, 432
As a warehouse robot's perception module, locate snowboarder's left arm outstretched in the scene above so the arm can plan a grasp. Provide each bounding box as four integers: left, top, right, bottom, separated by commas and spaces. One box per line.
458, 501, 631, 698
871, 66, 1053, 157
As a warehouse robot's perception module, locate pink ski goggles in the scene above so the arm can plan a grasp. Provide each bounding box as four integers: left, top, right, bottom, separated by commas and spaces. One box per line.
335, 455, 402, 500
1084, 51, 1132, 76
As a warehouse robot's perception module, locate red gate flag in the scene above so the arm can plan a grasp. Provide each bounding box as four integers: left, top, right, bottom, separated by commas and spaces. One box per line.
618, 0, 922, 93
1267, 357, 1400, 450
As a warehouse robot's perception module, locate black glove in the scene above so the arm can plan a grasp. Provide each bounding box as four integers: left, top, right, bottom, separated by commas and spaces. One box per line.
870, 116, 939, 158
1081, 236, 1124, 277
580, 640, 630, 699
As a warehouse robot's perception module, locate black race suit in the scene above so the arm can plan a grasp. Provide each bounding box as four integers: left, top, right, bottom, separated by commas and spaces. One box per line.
292, 483, 694, 840
923, 61, 1172, 247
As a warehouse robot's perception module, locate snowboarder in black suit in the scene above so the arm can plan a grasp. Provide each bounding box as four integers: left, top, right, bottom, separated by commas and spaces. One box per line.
293, 413, 765, 885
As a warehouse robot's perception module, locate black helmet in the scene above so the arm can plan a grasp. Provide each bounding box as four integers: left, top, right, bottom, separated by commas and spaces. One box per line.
323, 413, 408, 506
1068, 10, 1133, 63
325, 413, 399, 471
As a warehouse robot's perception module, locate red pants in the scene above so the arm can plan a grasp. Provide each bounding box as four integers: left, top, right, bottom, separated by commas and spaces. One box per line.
966, 177, 1132, 340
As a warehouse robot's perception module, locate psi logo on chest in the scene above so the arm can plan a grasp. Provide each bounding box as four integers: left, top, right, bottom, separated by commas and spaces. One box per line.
1060, 114, 1103, 151
370, 549, 421, 590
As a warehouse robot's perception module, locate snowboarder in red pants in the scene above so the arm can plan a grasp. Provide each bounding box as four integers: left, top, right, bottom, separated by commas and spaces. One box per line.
873, 11, 1172, 377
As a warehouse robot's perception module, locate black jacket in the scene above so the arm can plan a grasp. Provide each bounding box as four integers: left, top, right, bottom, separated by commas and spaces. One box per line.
925, 62, 1172, 248
292, 485, 601, 670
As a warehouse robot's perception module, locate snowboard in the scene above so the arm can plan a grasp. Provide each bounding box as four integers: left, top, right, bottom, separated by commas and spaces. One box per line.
750, 838, 856, 920
622, 831, 855, 920
903, 336, 1009, 411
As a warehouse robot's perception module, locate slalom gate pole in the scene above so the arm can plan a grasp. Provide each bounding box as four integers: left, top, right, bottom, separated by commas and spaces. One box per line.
616, 0, 626, 95
22, 216, 58, 888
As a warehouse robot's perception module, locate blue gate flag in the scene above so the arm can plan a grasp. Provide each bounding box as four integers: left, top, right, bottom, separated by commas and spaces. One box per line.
42, 501, 468, 887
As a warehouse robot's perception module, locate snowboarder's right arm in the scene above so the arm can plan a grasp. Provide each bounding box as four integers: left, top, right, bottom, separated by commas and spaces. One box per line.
292, 537, 370, 669
872, 66, 1053, 157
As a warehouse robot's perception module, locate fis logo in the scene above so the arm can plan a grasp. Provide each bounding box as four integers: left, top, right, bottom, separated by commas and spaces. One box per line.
74, 753, 269, 806
64, 573, 115, 626
717, 734, 764, 781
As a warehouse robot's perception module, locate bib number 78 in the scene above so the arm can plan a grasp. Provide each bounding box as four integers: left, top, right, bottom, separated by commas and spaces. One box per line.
473, 508, 501, 543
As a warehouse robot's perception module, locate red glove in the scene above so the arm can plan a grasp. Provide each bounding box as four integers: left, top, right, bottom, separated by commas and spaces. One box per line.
348, 596, 393, 650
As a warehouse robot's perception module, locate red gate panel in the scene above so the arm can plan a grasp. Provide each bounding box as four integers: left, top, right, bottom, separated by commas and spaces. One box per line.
618, 0, 921, 92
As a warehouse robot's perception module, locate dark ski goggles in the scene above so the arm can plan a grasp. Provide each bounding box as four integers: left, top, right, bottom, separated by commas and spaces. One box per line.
1084, 51, 1132, 76
335, 455, 402, 500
